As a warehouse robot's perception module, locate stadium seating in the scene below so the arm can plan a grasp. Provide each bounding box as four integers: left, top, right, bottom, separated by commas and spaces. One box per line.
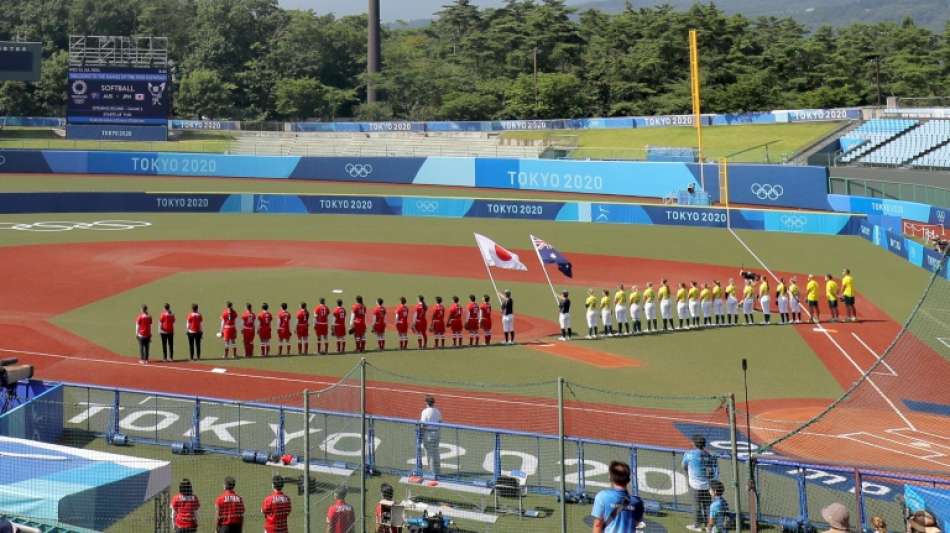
839, 119, 918, 163
858, 120, 950, 166
908, 125, 950, 169
232, 132, 545, 158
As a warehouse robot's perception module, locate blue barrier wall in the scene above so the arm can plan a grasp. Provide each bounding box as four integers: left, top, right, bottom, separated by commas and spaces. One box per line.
0, 191, 861, 237
0, 382, 64, 443
0, 149, 830, 209
66, 124, 168, 142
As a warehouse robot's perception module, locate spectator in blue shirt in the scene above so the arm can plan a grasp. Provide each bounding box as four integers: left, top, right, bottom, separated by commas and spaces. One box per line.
707, 480, 731, 533
591, 461, 645, 533
682, 435, 719, 532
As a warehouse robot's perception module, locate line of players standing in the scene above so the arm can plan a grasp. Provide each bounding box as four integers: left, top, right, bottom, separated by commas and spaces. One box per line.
134, 292, 514, 362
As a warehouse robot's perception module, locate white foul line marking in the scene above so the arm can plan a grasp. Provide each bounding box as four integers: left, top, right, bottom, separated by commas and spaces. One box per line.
850, 332, 898, 376
728, 228, 917, 432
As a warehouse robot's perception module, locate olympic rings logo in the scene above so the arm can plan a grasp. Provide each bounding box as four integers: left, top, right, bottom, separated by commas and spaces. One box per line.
0, 220, 152, 232
751, 183, 784, 201
780, 215, 807, 231
415, 200, 440, 214
344, 163, 374, 178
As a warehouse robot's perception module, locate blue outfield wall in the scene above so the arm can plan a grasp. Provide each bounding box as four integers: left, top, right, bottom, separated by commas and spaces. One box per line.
0, 191, 861, 237
0, 150, 831, 210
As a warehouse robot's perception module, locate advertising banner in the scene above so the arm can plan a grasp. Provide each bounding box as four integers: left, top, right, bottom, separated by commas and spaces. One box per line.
66, 124, 168, 142
67, 67, 171, 125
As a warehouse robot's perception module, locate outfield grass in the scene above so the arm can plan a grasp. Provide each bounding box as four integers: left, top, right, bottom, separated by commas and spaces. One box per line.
503, 122, 844, 163
0, 128, 235, 153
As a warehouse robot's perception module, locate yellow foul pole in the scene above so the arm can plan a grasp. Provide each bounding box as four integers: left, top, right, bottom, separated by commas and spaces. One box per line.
688, 29, 705, 190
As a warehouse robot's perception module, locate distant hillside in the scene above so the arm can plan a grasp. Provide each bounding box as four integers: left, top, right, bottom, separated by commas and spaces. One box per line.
575, 0, 950, 30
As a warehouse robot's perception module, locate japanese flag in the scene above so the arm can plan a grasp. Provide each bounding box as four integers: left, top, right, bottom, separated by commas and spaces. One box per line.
474, 233, 528, 271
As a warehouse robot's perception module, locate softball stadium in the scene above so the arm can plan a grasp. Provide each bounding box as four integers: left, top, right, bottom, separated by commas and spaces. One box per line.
2, 22, 950, 533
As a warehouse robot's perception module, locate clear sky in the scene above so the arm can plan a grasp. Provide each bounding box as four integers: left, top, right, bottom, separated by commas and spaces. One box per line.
277, 0, 511, 21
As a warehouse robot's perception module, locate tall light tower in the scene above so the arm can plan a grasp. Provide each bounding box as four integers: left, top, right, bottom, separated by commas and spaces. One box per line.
367, 0, 381, 103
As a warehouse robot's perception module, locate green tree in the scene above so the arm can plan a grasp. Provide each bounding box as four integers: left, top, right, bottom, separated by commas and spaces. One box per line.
502, 72, 591, 119
175, 69, 236, 118
274, 78, 329, 120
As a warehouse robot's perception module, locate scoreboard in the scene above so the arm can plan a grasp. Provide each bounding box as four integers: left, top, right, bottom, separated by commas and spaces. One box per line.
67, 67, 171, 125
0, 42, 42, 82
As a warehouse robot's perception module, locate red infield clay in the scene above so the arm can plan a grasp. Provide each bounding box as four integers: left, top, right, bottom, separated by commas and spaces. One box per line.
527, 342, 642, 369
2, 240, 948, 472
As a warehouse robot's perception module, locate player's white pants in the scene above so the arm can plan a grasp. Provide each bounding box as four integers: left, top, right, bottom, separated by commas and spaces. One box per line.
714, 299, 724, 317
660, 299, 672, 319
601, 308, 613, 326
644, 302, 657, 320
614, 304, 627, 324
727, 296, 738, 315
559, 313, 571, 329
760, 295, 771, 315
777, 296, 788, 314
586, 310, 598, 328
742, 297, 754, 314
790, 296, 800, 313
502, 314, 514, 333
688, 299, 699, 318
701, 301, 712, 318
676, 302, 688, 320
629, 303, 640, 321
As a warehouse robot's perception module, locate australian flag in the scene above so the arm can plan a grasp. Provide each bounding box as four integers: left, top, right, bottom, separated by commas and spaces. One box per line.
531, 234, 573, 278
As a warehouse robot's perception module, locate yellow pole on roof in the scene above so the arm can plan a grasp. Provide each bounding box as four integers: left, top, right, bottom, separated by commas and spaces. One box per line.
689, 29, 705, 191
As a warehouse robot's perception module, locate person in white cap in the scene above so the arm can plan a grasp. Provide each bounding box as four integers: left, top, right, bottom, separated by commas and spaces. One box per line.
820, 502, 851, 533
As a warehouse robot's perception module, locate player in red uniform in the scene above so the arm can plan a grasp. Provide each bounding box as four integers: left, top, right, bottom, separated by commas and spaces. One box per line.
314, 297, 330, 355
430, 296, 447, 348
214, 476, 245, 533
258, 303, 273, 357
261, 476, 291, 533
135, 304, 153, 364
159, 303, 175, 361
413, 295, 429, 349
219, 302, 238, 359
448, 296, 464, 347
171, 478, 200, 533
372, 297, 387, 351
332, 299, 347, 353
295, 302, 310, 355
465, 294, 480, 346
186, 304, 203, 361
326, 486, 355, 533
395, 296, 410, 350
350, 296, 368, 353
480, 294, 493, 345
241, 303, 256, 358
277, 303, 291, 355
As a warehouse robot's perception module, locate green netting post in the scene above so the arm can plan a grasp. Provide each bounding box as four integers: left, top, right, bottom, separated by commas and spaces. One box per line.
728, 395, 742, 532
304, 390, 311, 533
558, 377, 567, 533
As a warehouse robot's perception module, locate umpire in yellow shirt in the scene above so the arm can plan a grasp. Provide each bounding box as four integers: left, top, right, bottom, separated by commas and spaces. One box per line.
825, 274, 840, 322
841, 269, 857, 322
806, 274, 820, 323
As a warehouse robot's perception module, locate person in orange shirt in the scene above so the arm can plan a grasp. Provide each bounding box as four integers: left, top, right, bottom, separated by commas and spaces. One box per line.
241, 303, 256, 358
465, 295, 480, 346
219, 302, 238, 359
395, 296, 410, 350
276, 303, 291, 356
186, 304, 203, 361
258, 303, 274, 357
314, 298, 331, 355
372, 298, 387, 351
159, 303, 175, 362
447, 296, 463, 348
296, 302, 310, 355
135, 305, 153, 365
350, 296, 368, 353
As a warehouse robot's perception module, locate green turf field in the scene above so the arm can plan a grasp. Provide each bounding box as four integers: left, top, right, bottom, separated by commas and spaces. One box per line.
503, 122, 844, 163
0, 128, 235, 153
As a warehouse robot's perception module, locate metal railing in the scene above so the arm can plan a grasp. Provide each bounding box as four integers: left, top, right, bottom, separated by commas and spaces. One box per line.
828, 176, 950, 208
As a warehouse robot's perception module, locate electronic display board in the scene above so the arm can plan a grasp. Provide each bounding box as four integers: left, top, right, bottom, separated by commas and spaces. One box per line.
0, 42, 42, 82
67, 67, 170, 125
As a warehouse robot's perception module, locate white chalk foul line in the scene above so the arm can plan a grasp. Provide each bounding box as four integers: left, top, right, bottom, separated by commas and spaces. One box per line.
727, 228, 917, 432
850, 332, 898, 377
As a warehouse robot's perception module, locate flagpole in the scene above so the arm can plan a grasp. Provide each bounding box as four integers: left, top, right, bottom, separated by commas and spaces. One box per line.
530, 235, 560, 305
475, 233, 503, 302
